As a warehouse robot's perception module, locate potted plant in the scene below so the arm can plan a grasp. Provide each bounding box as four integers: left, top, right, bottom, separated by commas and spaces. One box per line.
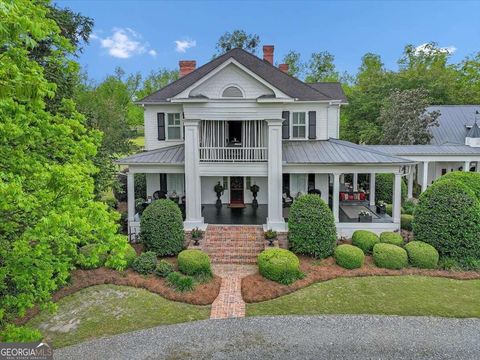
358, 210, 373, 223
376, 201, 387, 214
250, 183, 260, 208
264, 229, 277, 246
191, 227, 203, 246
214, 181, 224, 208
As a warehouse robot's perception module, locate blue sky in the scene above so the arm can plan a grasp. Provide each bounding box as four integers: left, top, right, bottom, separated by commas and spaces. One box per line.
58, 0, 480, 82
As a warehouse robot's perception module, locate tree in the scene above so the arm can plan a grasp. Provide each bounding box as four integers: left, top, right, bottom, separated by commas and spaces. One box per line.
282, 50, 305, 78
305, 51, 339, 83
136, 68, 179, 101
0, 0, 129, 335
380, 89, 440, 145
215, 30, 260, 55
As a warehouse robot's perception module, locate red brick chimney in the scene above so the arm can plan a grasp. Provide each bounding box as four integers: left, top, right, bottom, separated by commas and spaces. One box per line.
279, 63, 289, 73
263, 45, 274, 65
179, 60, 196, 77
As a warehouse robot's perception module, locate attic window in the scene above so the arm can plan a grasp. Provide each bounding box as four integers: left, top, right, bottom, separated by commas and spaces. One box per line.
222, 86, 243, 98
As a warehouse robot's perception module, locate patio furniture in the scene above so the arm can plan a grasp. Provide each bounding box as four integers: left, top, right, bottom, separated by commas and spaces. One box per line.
339, 191, 366, 202
308, 188, 322, 197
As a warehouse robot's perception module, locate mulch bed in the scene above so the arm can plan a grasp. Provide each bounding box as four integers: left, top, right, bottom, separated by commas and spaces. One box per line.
242, 256, 480, 303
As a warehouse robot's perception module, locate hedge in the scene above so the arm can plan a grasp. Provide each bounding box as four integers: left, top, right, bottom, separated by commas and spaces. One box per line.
334, 244, 365, 269
413, 179, 480, 261
288, 194, 337, 258
405, 241, 439, 269
131, 251, 157, 274
352, 230, 379, 254
375, 173, 407, 204
258, 248, 303, 285
177, 249, 212, 277
140, 199, 184, 256
401, 214, 413, 231
436, 171, 480, 200
379, 232, 404, 247
373, 243, 408, 269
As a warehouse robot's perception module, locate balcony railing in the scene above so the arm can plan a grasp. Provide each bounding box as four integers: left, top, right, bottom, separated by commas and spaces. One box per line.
199, 147, 268, 162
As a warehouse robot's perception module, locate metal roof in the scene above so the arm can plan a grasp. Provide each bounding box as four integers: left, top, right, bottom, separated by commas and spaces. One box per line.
117, 145, 184, 165
428, 105, 480, 145
366, 144, 480, 156
467, 123, 480, 138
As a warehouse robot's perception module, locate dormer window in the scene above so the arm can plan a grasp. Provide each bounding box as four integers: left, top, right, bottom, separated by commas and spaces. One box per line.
222, 86, 243, 98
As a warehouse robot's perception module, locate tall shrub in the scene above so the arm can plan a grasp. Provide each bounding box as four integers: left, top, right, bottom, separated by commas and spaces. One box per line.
288, 194, 337, 258
375, 174, 407, 203
413, 179, 480, 261
141, 199, 184, 256
436, 171, 480, 200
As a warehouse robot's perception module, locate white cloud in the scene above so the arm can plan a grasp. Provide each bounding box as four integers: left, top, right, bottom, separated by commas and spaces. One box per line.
92, 28, 156, 59
175, 39, 196, 53
414, 43, 457, 56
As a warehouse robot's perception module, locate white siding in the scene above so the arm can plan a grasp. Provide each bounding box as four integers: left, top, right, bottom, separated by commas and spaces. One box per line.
201, 176, 267, 204
144, 104, 184, 150
327, 104, 340, 139
243, 177, 268, 204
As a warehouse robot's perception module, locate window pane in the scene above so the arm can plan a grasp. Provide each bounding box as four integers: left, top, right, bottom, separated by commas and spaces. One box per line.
299, 112, 306, 124
168, 114, 174, 125
168, 127, 181, 139
298, 126, 306, 138
293, 112, 299, 124
293, 127, 299, 138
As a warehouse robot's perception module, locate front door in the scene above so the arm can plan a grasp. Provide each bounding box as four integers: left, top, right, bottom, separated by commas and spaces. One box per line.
230, 177, 244, 205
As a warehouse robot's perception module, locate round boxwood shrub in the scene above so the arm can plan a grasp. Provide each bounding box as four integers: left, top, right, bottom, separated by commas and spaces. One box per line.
375, 174, 407, 204
334, 244, 365, 269
373, 243, 408, 269
177, 249, 212, 277
351, 230, 379, 254
155, 260, 174, 277
77, 243, 109, 269
405, 241, 439, 269
140, 199, 184, 256
379, 232, 404, 247
401, 214, 413, 231
436, 171, 480, 200
288, 194, 337, 258
258, 248, 303, 285
131, 251, 157, 275
413, 179, 480, 261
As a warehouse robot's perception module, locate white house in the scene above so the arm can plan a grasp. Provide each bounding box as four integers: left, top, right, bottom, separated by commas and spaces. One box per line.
118, 46, 479, 238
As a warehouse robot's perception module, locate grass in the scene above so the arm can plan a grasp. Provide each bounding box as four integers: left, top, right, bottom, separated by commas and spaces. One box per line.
246, 276, 480, 318
28, 284, 210, 348
131, 135, 144, 148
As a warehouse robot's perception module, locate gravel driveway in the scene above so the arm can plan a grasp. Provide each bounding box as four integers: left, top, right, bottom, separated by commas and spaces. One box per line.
54, 315, 480, 360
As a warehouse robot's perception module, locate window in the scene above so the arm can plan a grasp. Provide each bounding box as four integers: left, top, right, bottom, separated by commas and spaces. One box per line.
292, 112, 306, 138
167, 113, 181, 139
222, 86, 243, 98
222, 176, 229, 190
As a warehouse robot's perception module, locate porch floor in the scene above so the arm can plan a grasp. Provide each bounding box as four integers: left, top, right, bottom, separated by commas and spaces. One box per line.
339, 201, 393, 223
202, 204, 268, 225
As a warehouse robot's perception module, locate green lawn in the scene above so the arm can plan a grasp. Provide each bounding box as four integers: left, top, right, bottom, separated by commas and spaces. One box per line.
247, 276, 480, 318
131, 135, 144, 148
28, 285, 210, 348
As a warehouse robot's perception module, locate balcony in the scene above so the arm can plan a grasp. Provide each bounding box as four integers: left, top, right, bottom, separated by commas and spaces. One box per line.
199, 146, 268, 162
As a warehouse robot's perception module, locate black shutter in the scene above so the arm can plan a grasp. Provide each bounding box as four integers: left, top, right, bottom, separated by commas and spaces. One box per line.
308, 111, 316, 139
157, 113, 165, 140
160, 174, 167, 193
182, 112, 185, 139
282, 111, 290, 139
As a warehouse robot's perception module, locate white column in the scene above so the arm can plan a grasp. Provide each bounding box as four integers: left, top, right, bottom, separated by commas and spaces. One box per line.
369, 173, 376, 206
421, 161, 429, 193
127, 172, 135, 223
333, 173, 340, 223
266, 119, 286, 231
407, 166, 414, 199
353, 173, 358, 192
464, 161, 470, 172
183, 119, 205, 230
477, 161, 480, 173
392, 173, 402, 225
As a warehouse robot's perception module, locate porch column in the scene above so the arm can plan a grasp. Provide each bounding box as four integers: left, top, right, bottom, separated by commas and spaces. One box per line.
369, 173, 376, 206
353, 173, 358, 192
183, 119, 205, 230
266, 119, 286, 231
333, 173, 340, 223
392, 173, 402, 225
127, 171, 135, 223
477, 161, 480, 172
464, 161, 470, 172
407, 165, 414, 199
421, 161, 429, 193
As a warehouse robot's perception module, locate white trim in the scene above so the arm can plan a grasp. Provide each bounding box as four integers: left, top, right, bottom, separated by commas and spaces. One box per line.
220, 83, 245, 98
166, 112, 182, 140
290, 111, 308, 140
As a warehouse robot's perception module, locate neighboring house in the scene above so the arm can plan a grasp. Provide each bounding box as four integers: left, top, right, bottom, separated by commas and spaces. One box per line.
118, 46, 478, 238
368, 106, 480, 197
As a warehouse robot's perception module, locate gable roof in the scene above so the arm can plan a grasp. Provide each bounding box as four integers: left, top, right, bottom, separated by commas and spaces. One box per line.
138, 48, 347, 103
467, 122, 480, 138
428, 105, 480, 145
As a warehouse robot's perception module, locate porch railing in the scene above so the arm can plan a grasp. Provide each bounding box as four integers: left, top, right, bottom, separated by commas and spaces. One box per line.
199, 147, 268, 162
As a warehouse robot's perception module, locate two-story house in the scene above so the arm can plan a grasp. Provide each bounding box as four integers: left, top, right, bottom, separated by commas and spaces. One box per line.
119, 46, 423, 237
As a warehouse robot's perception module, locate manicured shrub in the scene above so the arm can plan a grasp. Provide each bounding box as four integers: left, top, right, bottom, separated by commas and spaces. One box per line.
0, 324, 42, 342
155, 260, 174, 277
258, 248, 303, 285
405, 241, 439, 269
288, 194, 337, 258
166, 271, 195, 292
77, 243, 109, 269
386, 204, 393, 217
124, 244, 137, 267
373, 243, 408, 269
375, 174, 407, 204
413, 179, 480, 261
140, 199, 184, 256
351, 230, 379, 254
402, 200, 416, 215
334, 244, 365, 269
439, 257, 480, 271
379, 232, 404, 247
436, 171, 480, 200
177, 249, 212, 277
401, 214, 413, 231
131, 251, 157, 275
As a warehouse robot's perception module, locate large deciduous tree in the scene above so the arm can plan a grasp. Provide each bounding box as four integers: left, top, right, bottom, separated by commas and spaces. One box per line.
305, 51, 339, 83
215, 30, 260, 55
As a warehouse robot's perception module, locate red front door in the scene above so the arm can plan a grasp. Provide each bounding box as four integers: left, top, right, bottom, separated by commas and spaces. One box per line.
230, 177, 244, 204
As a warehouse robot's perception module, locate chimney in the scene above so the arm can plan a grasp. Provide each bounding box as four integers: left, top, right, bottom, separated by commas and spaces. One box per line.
263, 45, 274, 65
179, 60, 196, 77
279, 63, 289, 73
